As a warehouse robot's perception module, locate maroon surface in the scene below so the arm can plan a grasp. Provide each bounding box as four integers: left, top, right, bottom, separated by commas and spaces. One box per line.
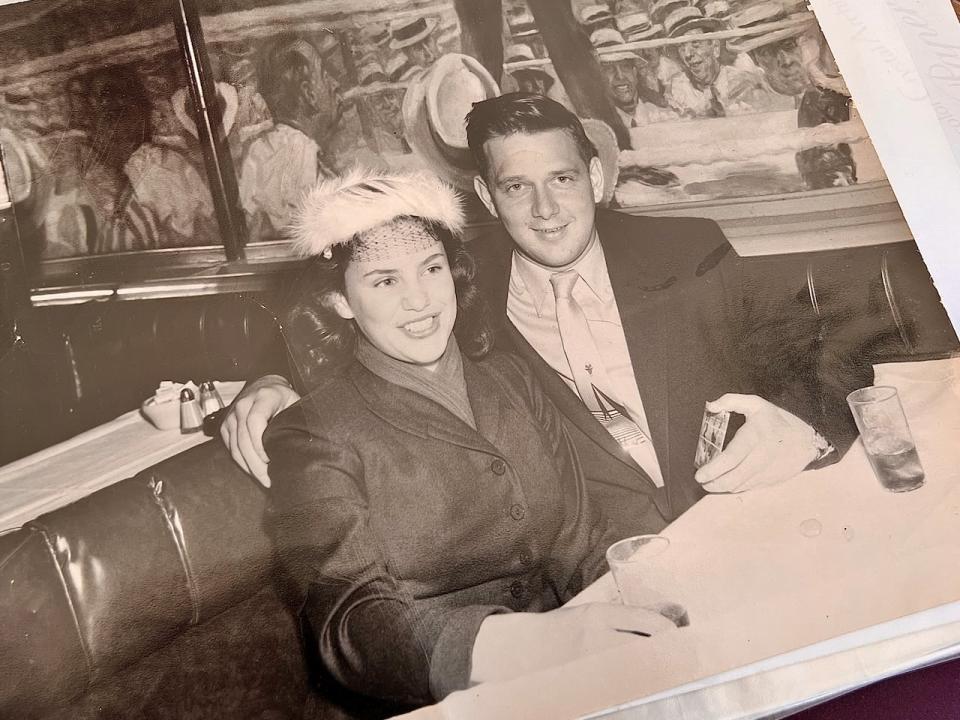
790, 656, 960, 719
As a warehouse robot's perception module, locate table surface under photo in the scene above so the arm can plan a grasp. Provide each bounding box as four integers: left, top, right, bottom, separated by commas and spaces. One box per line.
399, 357, 960, 720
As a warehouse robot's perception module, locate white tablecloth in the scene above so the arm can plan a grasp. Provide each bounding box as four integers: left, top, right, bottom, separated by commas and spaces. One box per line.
0, 381, 244, 532
399, 358, 960, 719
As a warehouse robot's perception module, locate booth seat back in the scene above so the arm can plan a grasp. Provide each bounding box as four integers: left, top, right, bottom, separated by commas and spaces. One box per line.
0, 440, 310, 720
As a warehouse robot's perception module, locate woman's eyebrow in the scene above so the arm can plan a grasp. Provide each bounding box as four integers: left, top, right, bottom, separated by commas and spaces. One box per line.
362, 267, 396, 278
419, 253, 446, 268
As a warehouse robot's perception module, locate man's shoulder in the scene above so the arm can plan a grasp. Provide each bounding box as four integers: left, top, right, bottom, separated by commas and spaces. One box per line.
597, 209, 738, 278
597, 208, 726, 247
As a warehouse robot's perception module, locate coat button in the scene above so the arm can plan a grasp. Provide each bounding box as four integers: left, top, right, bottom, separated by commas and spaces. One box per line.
510, 503, 525, 521
491, 458, 506, 475
510, 580, 524, 599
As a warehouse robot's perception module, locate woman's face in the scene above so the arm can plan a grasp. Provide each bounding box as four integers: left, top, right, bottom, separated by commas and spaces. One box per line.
334, 240, 457, 370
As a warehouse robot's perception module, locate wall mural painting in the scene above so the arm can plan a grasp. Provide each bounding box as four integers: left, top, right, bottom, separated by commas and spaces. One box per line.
0, 0, 887, 260
0, 0, 225, 262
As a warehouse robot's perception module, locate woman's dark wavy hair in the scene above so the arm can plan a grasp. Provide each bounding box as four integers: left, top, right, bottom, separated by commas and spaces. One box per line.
284, 218, 494, 391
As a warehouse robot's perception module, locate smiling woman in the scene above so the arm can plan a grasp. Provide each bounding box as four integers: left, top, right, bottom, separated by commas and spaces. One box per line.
264, 167, 675, 715
281, 167, 493, 386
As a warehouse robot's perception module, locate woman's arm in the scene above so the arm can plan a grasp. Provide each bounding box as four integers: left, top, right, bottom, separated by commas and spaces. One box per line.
265, 408, 509, 706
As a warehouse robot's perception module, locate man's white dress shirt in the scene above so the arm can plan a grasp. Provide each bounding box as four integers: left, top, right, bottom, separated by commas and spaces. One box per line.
506, 235, 665, 486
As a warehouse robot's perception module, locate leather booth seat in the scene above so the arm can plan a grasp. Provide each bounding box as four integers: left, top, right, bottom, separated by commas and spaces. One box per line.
0, 440, 312, 720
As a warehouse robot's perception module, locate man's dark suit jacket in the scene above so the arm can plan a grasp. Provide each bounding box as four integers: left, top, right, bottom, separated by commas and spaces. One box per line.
472, 208, 835, 539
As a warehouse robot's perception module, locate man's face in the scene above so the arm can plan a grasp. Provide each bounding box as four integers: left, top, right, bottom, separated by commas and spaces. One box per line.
753, 37, 810, 97
677, 32, 721, 85
601, 58, 640, 111
405, 36, 439, 67
474, 129, 604, 270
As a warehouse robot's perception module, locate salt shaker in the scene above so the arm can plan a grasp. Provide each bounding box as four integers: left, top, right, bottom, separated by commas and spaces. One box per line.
180, 388, 204, 434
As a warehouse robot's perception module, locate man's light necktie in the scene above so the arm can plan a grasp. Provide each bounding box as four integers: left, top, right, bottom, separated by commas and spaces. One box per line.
550, 269, 605, 413
549, 269, 664, 486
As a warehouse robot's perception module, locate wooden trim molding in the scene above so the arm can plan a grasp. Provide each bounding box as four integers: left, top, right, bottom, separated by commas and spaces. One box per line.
30, 181, 911, 306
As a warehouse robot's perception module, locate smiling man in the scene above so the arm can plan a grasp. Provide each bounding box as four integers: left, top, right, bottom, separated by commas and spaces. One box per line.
590, 28, 678, 127
662, 8, 782, 119
461, 93, 838, 535
222, 94, 847, 539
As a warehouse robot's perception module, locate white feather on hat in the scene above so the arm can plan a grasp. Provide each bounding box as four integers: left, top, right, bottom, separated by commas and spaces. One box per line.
290, 167, 464, 257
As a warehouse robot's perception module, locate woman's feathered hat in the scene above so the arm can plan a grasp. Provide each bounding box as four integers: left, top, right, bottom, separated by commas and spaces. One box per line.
290, 167, 465, 260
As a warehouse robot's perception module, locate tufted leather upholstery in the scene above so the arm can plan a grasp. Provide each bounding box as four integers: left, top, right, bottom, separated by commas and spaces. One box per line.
0, 440, 310, 720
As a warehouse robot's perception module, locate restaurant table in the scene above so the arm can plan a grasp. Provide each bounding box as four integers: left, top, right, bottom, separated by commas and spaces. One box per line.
398, 358, 960, 720
0, 381, 243, 533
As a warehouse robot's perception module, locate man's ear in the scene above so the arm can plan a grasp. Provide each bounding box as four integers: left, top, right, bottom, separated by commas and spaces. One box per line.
327, 291, 355, 320
588, 156, 605, 204
473, 175, 499, 219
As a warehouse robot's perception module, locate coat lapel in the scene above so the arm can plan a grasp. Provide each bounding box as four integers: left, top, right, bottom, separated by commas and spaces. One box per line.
349, 363, 498, 456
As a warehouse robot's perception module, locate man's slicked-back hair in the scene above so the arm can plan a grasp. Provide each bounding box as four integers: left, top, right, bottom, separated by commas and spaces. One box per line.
465, 92, 597, 182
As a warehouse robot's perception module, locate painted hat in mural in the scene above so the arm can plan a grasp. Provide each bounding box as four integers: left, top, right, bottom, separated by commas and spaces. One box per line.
389, 16, 440, 50
402, 53, 500, 189
725, 1, 816, 54
580, 4, 615, 27
650, 0, 691, 26
508, 11, 539, 38
617, 12, 662, 41
698, 0, 732, 17
591, 28, 644, 63
504, 44, 555, 90
663, 5, 725, 37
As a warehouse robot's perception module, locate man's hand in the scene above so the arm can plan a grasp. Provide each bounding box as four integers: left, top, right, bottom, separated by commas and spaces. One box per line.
219, 374, 300, 487
694, 394, 819, 494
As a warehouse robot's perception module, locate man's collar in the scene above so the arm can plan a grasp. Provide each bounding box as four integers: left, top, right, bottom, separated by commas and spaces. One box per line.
509, 231, 611, 317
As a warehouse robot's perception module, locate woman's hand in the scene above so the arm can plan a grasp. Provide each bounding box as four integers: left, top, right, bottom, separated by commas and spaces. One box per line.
470, 602, 677, 685
219, 375, 300, 487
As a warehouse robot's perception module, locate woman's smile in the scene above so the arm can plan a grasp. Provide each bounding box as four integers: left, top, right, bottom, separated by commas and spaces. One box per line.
401, 314, 440, 337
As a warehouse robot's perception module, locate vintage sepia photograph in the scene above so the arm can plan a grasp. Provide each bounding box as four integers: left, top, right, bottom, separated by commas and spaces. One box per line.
1, 0, 959, 718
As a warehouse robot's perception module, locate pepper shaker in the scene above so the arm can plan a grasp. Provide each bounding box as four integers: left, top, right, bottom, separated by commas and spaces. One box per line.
199, 380, 225, 417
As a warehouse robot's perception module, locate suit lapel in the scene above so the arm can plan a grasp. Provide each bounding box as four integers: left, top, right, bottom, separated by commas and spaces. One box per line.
477, 221, 657, 482
596, 211, 673, 481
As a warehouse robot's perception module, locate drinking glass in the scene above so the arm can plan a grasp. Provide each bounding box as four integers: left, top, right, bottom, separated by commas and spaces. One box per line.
847, 386, 925, 492
606, 535, 689, 627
